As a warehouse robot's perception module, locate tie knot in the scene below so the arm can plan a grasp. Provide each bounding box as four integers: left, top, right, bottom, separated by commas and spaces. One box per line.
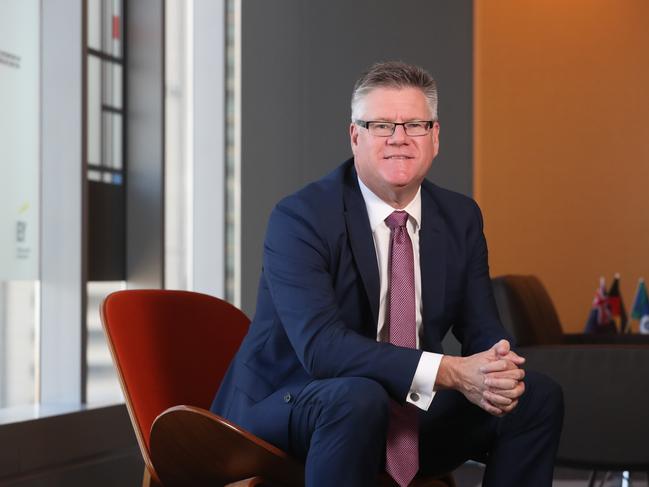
385, 211, 409, 230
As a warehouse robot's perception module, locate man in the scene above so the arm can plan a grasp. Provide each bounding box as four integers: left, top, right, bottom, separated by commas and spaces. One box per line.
211, 61, 563, 486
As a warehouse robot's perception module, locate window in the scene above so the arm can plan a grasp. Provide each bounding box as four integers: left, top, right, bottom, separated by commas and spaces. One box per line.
85, 0, 126, 404
1, 0, 231, 416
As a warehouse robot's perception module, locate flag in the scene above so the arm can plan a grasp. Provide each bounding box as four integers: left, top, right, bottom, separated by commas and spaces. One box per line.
631, 278, 649, 334
608, 273, 629, 333
584, 276, 617, 334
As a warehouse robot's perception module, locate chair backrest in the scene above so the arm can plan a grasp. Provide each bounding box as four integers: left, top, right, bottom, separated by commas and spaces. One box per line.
491, 275, 564, 346
101, 289, 250, 483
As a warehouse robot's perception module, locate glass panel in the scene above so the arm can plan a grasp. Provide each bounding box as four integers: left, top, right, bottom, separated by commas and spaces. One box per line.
112, 112, 122, 169
101, 111, 122, 169
0, 281, 37, 408
88, 55, 101, 165
101, 111, 112, 168
102, 0, 122, 58
102, 61, 122, 109
87, 0, 101, 52
112, 0, 122, 57
86, 281, 124, 404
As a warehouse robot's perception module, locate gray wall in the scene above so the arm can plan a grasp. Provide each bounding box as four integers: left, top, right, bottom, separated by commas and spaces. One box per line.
241, 0, 474, 315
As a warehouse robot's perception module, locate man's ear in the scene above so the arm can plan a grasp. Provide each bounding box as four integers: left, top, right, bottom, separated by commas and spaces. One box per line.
349, 123, 359, 153
432, 121, 440, 158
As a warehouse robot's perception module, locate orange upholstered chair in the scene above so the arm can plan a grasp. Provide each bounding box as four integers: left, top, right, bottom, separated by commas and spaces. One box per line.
101, 289, 276, 486
102, 290, 455, 487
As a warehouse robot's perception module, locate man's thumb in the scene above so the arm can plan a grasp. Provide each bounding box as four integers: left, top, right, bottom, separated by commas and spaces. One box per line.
492, 339, 510, 356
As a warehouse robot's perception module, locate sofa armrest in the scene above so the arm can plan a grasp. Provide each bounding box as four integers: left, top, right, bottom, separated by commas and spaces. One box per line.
519, 345, 649, 470
564, 333, 649, 345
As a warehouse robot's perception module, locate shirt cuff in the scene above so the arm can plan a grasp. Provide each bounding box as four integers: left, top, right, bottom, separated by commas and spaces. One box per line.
406, 351, 443, 411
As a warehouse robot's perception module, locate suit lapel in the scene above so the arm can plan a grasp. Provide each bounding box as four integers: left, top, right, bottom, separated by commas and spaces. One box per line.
343, 165, 380, 329
420, 184, 446, 346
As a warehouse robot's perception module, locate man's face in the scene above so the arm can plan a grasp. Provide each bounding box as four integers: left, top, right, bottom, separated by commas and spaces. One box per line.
350, 86, 440, 204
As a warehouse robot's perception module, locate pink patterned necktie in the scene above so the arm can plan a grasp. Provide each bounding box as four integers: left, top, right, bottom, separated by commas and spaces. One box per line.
384, 211, 419, 487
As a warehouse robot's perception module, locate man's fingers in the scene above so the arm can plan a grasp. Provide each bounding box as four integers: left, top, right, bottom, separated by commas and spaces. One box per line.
479, 359, 510, 373
490, 340, 526, 365
483, 390, 512, 406
484, 377, 518, 390
480, 398, 504, 416
485, 368, 525, 383
492, 339, 510, 356
482, 395, 520, 416
502, 350, 526, 365
480, 356, 526, 374
487, 382, 525, 399
500, 399, 519, 414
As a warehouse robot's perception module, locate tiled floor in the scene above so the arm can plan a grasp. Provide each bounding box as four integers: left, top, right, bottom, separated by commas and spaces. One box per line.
453, 462, 649, 487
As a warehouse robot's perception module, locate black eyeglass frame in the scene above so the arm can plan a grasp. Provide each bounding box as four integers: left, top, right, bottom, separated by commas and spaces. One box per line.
354, 119, 436, 137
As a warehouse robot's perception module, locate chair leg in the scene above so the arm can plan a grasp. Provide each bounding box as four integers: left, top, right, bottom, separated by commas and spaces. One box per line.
142, 467, 151, 487
142, 467, 163, 487
587, 470, 598, 487
224, 478, 281, 487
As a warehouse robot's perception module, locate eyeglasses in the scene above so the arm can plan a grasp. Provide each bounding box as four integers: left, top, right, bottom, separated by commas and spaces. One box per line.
354, 119, 435, 137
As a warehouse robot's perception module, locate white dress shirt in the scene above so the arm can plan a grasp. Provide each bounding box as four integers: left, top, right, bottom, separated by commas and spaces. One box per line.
358, 177, 443, 411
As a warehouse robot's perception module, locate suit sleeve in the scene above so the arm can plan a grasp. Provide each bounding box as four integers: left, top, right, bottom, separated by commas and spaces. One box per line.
262, 199, 422, 401
453, 200, 513, 356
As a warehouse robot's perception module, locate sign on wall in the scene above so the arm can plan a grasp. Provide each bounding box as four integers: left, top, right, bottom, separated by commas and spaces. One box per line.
0, 0, 40, 280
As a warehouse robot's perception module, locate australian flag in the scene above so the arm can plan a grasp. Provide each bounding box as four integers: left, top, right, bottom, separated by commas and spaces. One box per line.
584, 276, 617, 334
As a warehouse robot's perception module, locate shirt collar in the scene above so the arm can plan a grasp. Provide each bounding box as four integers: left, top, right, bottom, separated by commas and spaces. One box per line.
357, 177, 421, 232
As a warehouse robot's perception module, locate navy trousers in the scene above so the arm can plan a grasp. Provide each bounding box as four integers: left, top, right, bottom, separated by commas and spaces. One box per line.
287, 371, 564, 487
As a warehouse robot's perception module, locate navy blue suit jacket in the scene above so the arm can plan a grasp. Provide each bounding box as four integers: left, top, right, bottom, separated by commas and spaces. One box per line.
211, 158, 510, 452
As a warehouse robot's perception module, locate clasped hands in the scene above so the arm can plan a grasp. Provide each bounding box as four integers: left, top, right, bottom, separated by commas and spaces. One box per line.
438, 339, 526, 417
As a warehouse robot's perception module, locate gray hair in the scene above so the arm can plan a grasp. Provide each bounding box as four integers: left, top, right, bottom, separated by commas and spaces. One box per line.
351, 61, 438, 121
